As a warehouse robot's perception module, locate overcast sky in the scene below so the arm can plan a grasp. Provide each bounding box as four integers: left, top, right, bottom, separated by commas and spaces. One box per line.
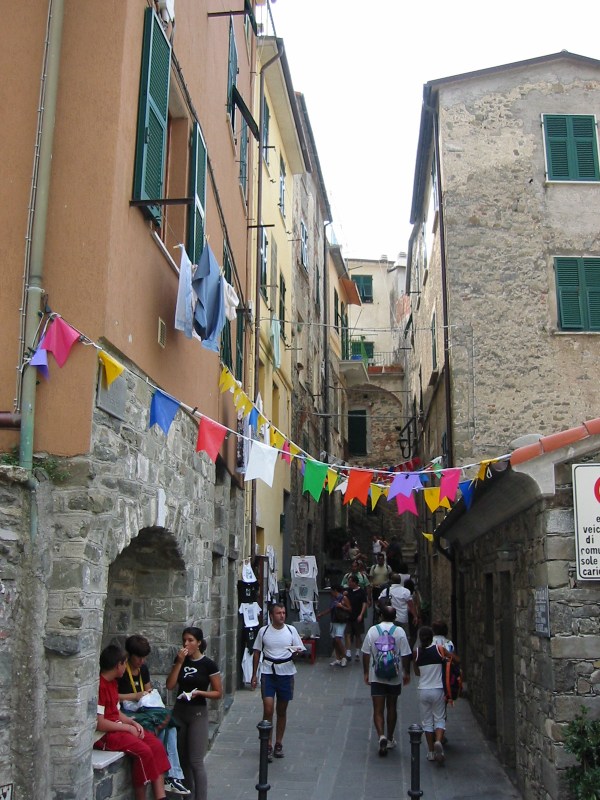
268, 0, 599, 261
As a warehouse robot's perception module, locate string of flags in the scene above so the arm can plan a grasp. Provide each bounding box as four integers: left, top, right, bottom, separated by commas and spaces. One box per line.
24, 313, 511, 532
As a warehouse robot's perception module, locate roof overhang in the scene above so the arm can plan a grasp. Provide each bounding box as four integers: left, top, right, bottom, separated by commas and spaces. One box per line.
339, 359, 369, 386
436, 432, 600, 547
339, 277, 362, 306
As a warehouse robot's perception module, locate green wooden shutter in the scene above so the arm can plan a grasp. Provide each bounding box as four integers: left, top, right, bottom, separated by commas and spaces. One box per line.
227, 21, 238, 123
583, 258, 600, 330
239, 118, 248, 196
133, 8, 171, 224
556, 257, 583, 329
544, 115, 599, 181
188, 122, 207, 264
348, 410, 367, 455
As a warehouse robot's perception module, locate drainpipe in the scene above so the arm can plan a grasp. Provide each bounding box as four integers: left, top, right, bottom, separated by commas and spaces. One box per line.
250, 39, 284, 557
19, 0, 65, 473
322, 221, 332, 556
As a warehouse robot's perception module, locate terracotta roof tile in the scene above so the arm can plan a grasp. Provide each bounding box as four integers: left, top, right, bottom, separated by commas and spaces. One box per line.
539, 425, 588, 453
583, 418, 600, 436
510, 418, 600, 467
510, 441, 543, 466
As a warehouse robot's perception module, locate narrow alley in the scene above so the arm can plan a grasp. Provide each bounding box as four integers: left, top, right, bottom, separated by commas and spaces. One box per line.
206, 654, 523, 800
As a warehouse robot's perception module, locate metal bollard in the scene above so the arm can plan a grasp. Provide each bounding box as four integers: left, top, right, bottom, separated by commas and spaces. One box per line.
256, 719, 273, 800
407, 723, 424, 798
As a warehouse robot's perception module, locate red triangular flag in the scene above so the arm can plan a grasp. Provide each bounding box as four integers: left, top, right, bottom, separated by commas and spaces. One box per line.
196, 417, 227, 463
343, 469, 374, 506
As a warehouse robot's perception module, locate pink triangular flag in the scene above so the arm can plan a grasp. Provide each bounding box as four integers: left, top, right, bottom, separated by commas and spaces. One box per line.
40, 317, 80, 367
395, 492, 418, 516
281, 440, 291, 464
439, 468, 461, 502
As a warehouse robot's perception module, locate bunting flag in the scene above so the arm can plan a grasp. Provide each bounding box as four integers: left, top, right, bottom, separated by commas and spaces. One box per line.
370, 483, 385, 510
335, 478, 348, 494
289, 443, 301, 458
99, 351, 124, 387
326, 468, 339, 494
219, 367, 236, 393
30, 345, 49, 380
388, 471, 421, 500
423, 487, 452, 513
344, 469, 373, 506
303, 459, 329, 501
281, 440, 291, 464
395, 491, 418, 516
477, 459, 495, 481
40, 317, 80, 367
422, 532, 434, 542
149, 389, 180, 435
270, 429, 285, 450
244, 440, 278, 487
459, 479, 476, 509
439, 467, 461, 502
248, 407, 259, 430
196, 416, 227, 463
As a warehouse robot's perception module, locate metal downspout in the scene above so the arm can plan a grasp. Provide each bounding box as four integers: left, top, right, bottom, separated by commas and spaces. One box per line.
250, 39, 284, 556
19, 0, 65, 473
322, 222, 332, 555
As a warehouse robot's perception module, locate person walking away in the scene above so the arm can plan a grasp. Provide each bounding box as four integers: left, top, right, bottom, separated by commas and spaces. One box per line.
118, 635, 189, 795
361, 604, 411, 756
385, 536, 403, 574
413, 626, 458, 764
432, 620, 454, 652
385, 575, 419, 640
345, 574, 368, 661
95, 644, 170, 800
317, 585, 352, 667
166, 627, 223, 800
250, 603, 306, 761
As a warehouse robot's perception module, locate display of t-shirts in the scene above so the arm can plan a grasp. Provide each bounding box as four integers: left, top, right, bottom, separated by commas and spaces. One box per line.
299, 601, 317, 623
174, 246, 194, 338
241, 561, 257, 583
266, 545, 278, 574
291, 556, 318, 578
172, 654, 220, 707
239, 602, 262, 628
289, 576, 318, 606
253, 623, 305, 675
238, 580, 259, 604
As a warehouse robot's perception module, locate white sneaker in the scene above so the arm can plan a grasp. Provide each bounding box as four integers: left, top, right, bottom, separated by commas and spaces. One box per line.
345, 650, 351, 659
427, 751, 436, 761
340, 657, 347, 667
434, 740, 445, 763
330, 659, 341, 666
354, 653, 360, 661
165, 777, 191, 795
386, 738, 397, 749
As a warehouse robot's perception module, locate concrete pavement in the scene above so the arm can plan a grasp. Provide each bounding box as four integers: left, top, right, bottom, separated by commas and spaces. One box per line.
206, 652, 523, 800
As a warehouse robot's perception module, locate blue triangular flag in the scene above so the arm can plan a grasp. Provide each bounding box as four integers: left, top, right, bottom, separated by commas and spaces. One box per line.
459, 479, 475, 510
149, 389, 180, 435
248, 407, 259, 430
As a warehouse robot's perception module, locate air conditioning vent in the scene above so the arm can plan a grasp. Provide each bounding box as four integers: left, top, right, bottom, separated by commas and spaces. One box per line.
158, 318, 167, 348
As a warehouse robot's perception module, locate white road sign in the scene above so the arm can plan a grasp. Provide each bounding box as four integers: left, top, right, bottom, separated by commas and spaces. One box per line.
572, 464, 600, 581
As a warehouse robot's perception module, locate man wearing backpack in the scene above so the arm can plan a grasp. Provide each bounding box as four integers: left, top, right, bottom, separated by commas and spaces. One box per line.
361, 604, 412, 757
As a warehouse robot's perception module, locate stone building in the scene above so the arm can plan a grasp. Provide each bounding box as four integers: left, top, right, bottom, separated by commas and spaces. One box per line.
405, 51, 600, 797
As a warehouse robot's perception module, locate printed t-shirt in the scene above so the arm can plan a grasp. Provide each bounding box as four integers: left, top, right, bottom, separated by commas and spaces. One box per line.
173, 655, 220, 706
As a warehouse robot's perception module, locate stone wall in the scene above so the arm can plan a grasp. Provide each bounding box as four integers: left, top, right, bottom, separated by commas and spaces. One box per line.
1, 365, 243, 799
458, 465, 600, 800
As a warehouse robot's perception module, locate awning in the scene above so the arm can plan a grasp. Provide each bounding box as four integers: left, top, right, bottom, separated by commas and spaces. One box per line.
339, 277, 362, 306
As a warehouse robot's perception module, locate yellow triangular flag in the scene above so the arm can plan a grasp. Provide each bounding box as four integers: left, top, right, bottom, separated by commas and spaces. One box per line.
422, 532, 434, 542
370, 483, 384, 509
99, 351, 124, 387
326, 468, 338, 494
219, 369, 236, 394
440, 496, 452, 510
271, 430, 285, 450
477, 459, 496, 481
289, 443, 301, 458
234, 391, 248, 412
258, 414, 268, 431
242, 397, 254, 417
424, 487, 442, 513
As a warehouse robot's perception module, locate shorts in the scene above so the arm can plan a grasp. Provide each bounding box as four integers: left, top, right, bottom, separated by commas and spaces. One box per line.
261, 673, 294, 702
346, 619, 365, 637
371, 681, 402, 697
331, 622, 346, 639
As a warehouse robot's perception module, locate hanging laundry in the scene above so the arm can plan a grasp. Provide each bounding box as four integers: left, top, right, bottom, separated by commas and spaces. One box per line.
191, 243, 226, 352
174, 245, 195, 338
223, 279, 240, 322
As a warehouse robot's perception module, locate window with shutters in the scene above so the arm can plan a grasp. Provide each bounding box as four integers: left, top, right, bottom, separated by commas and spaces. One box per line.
351, 275, 373, 303
279, 273, 286, 339
227, 20, 238, 130
239, 117, 248, 200
279, 155, 286, 217
348, 410, 367, 456
133, 7, 172, 225
300, 220, 308, 269
188, 121, 208, 264
334, 290, 340, 333
555, 257, 600, 331
543, 115, 600, 182
260, 229, 268, 300
262, 98, 270, 165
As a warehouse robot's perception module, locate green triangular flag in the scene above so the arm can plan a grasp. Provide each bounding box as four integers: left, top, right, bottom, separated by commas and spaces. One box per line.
302, 459, 329, 502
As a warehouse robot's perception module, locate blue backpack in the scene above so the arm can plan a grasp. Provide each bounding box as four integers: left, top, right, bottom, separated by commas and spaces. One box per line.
373, 625, 400, 680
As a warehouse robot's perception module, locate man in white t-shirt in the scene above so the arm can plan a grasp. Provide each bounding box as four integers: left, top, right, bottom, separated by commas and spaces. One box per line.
361, 604, 412, 756
251, 604, 305, 761
384, 575, 418, 639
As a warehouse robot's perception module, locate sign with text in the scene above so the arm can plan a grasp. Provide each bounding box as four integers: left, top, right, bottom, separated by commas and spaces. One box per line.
572, 464, 600, 581
534, 586, 550, 637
